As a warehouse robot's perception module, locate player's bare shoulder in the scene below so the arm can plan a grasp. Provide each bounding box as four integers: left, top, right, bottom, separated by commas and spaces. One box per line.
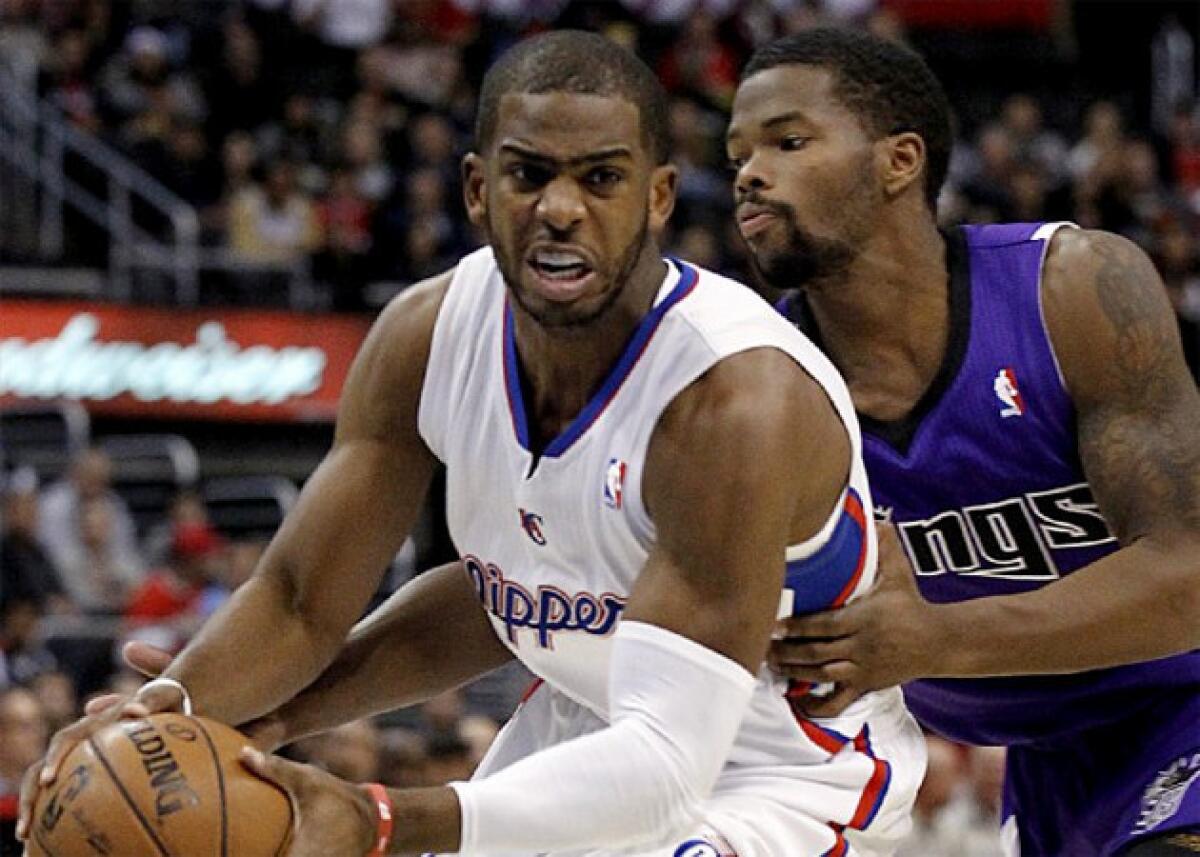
1039, 228, 1184, 405
336, 267, 455, 442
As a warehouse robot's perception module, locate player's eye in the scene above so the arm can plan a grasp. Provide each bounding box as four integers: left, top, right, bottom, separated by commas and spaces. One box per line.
586, 167, 623, 189
725, 156, 746, 174
509, 163, 553, 188
780, 135, 811, 151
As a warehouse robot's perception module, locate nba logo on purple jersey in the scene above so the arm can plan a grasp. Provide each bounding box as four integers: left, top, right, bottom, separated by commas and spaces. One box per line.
994, 367, 1024, 417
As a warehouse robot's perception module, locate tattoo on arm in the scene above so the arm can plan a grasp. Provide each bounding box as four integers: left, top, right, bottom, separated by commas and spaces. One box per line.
1069, 233, 1200, 540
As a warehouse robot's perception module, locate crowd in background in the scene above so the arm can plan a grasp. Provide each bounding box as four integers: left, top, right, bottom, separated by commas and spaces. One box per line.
2, 0, 1198, 853
0, 0, 1198, 378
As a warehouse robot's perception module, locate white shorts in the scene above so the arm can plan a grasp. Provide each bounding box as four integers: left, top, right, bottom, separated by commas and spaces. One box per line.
455, 681, 925, 857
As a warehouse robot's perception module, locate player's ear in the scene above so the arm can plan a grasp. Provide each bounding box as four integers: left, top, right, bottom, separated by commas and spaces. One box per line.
648, 163, 678, 233
463, 152, 488, 228
880, 131, 925, 200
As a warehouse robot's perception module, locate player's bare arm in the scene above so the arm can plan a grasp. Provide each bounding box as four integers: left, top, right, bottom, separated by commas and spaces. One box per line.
235, 348, 851, 857
937, 227, 1200, 672
18, 271, 496, 838
777, 229, 1200, 715
261, 559, 512, 749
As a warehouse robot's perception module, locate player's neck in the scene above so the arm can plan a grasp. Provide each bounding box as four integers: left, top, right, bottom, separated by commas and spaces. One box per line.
806, 215, 950, 419
510, 252, 667, 447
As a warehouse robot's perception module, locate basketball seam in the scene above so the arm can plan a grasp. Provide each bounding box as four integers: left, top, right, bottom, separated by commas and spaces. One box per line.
88, 735, 173, 857
188, 716, 229, 857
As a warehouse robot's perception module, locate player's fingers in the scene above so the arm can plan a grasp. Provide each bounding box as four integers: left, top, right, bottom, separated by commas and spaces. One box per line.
16, 759, 42, 840
772, 660, 850, 685
122, 641, 174, 678
84, 694, 123, 716
239, 747, 302, 794
775, 609, 851, 641
795, 684, 861, 718
768, 638, 853, 669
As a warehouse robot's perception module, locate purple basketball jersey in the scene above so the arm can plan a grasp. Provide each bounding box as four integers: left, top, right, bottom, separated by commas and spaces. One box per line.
781, 223, 1200, 746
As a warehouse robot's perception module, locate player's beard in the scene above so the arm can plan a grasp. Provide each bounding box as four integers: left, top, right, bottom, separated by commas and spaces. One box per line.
745, 194, 859, 293
496, 213, 651, 331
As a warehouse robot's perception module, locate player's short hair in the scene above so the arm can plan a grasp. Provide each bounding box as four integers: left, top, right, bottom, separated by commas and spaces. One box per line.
742, 28, 952, 210
475, 30, 670, 165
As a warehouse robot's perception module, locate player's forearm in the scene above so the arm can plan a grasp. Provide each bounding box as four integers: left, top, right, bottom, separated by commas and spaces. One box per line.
164, 571, 350, 725
939, 536, 1200, 676
273, 564, 512, 745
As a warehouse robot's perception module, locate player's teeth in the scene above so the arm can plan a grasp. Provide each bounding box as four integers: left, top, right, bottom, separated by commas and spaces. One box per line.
535, 251, 586, 267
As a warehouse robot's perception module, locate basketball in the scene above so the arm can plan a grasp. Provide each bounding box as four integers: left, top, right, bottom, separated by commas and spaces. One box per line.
23, 713, 293, 857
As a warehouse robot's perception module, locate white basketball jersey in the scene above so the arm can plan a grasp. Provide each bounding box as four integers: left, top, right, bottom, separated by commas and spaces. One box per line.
418, 247, 893, 772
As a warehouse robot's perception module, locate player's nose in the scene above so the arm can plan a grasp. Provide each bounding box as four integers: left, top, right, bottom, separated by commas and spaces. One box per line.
734, 151, 774, 196
535, 175, 587, 232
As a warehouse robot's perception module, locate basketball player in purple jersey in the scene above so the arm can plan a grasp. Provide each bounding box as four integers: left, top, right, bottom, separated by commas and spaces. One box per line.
727, 27, 1200, 857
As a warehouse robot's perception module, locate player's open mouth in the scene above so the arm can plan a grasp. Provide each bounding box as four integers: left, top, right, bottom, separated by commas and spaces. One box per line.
528, 249, 596, 301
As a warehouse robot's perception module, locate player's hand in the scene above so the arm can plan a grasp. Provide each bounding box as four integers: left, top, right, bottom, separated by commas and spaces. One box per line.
769, 523, 944, 717
16, 669, 186, 841
240, 748, 377, 857
83, 641, 176, 716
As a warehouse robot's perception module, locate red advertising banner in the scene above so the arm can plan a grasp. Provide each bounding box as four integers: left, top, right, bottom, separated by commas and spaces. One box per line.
0, 299, 373, 422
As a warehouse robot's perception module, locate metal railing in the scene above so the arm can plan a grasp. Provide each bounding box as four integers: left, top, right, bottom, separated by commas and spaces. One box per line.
0, 62, 317, 307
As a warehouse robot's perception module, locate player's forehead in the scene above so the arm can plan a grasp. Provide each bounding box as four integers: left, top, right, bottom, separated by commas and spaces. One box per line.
493, 91, 645, 163
728, 64, 852, 142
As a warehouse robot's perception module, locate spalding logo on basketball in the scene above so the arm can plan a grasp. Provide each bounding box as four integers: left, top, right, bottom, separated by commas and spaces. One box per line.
673, 839, 721, 857
26, 713, 292, 857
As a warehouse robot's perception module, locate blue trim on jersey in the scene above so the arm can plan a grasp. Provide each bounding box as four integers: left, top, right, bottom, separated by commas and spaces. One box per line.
502, 259, 700, 458
785, 487, 867, 615
501, 302, 531, 450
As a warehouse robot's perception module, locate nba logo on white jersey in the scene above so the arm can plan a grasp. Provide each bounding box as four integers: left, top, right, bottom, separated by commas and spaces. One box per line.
994, 367, 1025, 418
604, 458, 627, 509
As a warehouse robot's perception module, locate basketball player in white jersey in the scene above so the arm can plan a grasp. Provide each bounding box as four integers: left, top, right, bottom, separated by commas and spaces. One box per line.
21, 32, 923, 857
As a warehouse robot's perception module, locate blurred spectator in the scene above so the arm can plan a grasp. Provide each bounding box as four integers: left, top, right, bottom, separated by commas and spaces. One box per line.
29, 670, 78, 734
290, 0, 393, 97
0, 688, 48, 848
998, 94, 1069, 188
379, 727, 430, 789
256, 93, 332, 178
305, 719, 382, 782
98, 25, 205, 138
142, 489, 210, 567
38, 449, 143, 612
0, 0, 48, 95
124, 520, 226, 631
1154, 221, 1200, 377
656, 12, 738, 108
960, 123, 1017, 222
228, 159, 322, 265
0, 598, 57, 687
898, 736, 966, 857
316, 166, 375, 308
38, 28, 102, 133
1068, 100, 1125, 184
668, 97, 729, 216
1166, 103, 1200, 205
424, 732, 474, 784
899, 738, 1007, 857
0, 469, 69, 616
203, 14, 277, 141
50, 496, 145, 613
340, 118, 394, 203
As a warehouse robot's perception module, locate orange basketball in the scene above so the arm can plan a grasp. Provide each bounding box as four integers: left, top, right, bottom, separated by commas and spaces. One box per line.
25, 712, 293, 857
